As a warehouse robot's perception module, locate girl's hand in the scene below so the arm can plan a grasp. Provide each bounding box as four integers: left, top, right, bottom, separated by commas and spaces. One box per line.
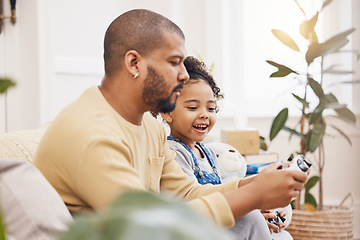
275, 209, 287, 230
261, 209, 287, 233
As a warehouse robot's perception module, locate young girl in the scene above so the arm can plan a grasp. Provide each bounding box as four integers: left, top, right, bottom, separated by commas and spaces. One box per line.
161, 56, 223, 186
161, 56, 292, 240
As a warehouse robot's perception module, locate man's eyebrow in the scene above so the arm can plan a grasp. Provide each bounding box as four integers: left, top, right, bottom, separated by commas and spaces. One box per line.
169, 55, 184, 60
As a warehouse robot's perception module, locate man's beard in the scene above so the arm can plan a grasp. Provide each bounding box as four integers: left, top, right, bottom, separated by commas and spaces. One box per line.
142, 66, 183, 113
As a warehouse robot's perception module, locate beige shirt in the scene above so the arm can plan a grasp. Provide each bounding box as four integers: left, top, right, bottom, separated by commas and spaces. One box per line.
33, 86, 240, 228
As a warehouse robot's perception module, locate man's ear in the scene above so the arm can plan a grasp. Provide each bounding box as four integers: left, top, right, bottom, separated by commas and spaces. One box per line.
161, 112, 173, 123
124, 50, 141, 78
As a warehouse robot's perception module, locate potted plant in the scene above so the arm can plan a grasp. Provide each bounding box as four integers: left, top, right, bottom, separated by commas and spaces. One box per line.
0, 77, 15, 94
0, 77, 15, 240
266, 0, 358, 238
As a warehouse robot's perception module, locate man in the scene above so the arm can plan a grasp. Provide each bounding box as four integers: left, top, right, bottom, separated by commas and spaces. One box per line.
34, 9, 307, 230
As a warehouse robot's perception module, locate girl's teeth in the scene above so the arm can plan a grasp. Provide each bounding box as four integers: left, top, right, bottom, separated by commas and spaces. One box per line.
194, 125, 207, 130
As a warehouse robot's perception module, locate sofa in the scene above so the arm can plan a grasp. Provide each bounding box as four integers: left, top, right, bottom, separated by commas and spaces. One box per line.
0, 124, 73, 240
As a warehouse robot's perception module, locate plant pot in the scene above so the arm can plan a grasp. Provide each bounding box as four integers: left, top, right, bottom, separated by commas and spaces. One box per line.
286, 193, 354, 240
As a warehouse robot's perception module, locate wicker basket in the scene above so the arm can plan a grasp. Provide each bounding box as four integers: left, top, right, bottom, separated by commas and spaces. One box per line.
286, 193, 354, 240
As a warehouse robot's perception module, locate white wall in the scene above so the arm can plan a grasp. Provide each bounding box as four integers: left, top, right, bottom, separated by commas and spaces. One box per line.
0, 0, 359, 238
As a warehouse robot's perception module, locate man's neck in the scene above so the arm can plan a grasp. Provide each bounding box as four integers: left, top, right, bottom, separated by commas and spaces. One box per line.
98, 84, 144, 126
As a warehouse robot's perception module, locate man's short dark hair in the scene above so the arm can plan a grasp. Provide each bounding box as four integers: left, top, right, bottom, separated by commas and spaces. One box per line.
103, 9, 185, 77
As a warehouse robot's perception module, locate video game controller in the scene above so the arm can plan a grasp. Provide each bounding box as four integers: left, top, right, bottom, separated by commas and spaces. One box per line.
282, 154, 311, 172
268, 210, 286, 226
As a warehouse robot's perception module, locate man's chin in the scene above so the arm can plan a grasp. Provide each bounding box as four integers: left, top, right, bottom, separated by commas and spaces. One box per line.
158, 102, 176, 114
152, 92, 179, 114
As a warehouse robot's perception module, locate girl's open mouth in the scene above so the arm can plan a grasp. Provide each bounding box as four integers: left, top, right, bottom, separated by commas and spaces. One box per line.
193, 124, 208, 131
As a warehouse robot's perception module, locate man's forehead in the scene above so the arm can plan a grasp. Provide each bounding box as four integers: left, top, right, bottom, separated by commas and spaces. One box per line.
161, 32, 186, 54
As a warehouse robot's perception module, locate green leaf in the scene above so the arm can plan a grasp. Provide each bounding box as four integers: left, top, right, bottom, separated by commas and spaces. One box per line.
0, 78, 16, 94
304, 202, 317, 212
323, 69, 354, 75
304, 192, 318, 208
60, 192, 229, 240
320, 28, 355, 57
308, 123, 326, 152
282, 126, 303, 138
322, 95, 356, 125
291, 93, 309, 108
309, 105, 324, 124
271, 29, 300, 52
326, 79, 360, 88
0, 208, 6, 240
266, 60, 298, 77
306, 42, 323, 65
324, 93, 338, 103
330, 124, 352, 146
324, 28, 355, 49
260, 136, 268, 151
300, 13, 319, 39
270, 108, 288, 141
321, 0, 333, 11
322, 38, 349, 56
305, 176, 319, 192
309, 30, 319, 46
325, 102, 347, 110
308, 78, 324, 98
335, 107, 357, 125
306, 30, 354, 63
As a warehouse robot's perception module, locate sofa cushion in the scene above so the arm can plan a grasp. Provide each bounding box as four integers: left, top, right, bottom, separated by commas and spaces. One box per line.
0, 123, 49, 162
0, 157, 73, 240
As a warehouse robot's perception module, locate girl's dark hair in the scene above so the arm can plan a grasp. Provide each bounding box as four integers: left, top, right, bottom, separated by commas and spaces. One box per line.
183, 56, 223, 100
151, 56, 223, 118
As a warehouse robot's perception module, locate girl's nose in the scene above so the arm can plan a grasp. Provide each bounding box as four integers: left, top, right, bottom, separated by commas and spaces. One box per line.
199, 111, 209, 119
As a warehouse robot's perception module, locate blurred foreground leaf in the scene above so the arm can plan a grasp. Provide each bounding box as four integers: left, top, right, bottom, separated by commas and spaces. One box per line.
59, 191, 229, 240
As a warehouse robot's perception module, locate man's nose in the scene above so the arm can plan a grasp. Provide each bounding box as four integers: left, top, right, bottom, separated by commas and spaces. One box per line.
179, 63, 189, 82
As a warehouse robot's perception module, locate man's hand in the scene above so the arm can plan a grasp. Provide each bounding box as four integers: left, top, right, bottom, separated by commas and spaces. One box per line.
259, 162, 283, 173
251, 169, 308, 210
224, 167, 307, 220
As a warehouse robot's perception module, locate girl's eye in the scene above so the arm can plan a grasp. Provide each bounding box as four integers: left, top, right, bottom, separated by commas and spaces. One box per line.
208, 106, 219, 113
187, 106, 197, 110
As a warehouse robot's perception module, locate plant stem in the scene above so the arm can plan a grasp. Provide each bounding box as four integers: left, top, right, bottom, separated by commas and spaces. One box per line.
320, 57, 324, 85
318, 140, 324, 210
294, 0, 307, 18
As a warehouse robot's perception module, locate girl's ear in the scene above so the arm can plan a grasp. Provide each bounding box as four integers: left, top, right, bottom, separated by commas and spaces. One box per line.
161, 112, 173, 123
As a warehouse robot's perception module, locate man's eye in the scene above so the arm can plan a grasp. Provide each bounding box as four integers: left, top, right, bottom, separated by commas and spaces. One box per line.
170, 61, 179, 66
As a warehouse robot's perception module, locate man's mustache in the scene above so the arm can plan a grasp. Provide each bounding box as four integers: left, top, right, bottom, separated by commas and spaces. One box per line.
173, 83, 183, 93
